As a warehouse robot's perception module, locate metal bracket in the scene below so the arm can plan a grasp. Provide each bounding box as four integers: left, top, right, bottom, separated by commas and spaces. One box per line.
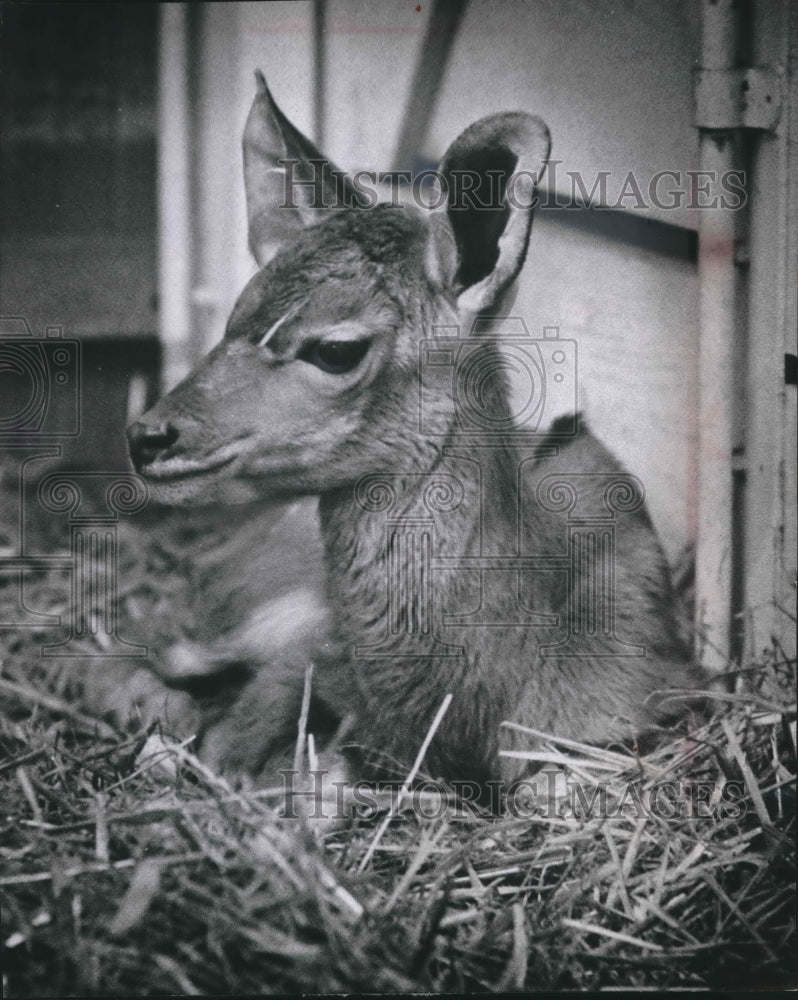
694, 66, 783, 132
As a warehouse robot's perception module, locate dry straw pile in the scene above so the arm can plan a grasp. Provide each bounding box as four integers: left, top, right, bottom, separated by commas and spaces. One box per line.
1, 466, 795, 994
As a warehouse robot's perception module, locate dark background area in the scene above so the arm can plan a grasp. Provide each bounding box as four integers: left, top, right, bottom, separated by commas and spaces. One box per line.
1, 3, 160, 470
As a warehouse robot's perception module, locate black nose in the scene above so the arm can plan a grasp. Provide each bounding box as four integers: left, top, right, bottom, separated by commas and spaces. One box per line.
127, 420, 179, 471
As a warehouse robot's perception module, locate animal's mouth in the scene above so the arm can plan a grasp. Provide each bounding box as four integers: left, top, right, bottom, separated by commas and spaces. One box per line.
140, 453, 237, 483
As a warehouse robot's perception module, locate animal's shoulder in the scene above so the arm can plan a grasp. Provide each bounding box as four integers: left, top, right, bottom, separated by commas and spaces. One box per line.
523, 414, 657, 534
529, 414, 627, 476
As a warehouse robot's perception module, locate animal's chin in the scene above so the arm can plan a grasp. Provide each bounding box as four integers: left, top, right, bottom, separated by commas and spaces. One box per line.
139, 457, 315, 507
140, 455, 261, 507
146, 476, 258, 507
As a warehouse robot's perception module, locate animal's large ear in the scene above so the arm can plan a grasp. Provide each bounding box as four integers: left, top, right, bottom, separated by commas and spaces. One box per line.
426, 113, 550, 315
243, 71, 355, 267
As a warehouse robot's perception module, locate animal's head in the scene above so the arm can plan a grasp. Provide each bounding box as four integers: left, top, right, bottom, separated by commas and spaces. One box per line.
128, 73, 550, 504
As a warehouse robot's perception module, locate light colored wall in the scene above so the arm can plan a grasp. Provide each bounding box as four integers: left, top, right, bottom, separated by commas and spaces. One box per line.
323, 0, 428, 170
518, 216, 698, 564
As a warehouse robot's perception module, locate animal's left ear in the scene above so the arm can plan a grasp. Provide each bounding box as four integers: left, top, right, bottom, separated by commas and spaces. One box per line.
425, 112, 550, 315
243, 71, 355, 267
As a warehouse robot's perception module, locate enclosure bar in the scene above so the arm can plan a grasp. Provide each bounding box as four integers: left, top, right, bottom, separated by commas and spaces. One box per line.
695, 0, 740, 673
193, 3, 243, 358
742, 0, 797, 661
313, 0, 327, 150
392, 0, 469, 172
157, 3, 193, 391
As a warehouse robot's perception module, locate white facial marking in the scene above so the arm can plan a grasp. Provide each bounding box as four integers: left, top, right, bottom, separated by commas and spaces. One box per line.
258, 306, 299, 347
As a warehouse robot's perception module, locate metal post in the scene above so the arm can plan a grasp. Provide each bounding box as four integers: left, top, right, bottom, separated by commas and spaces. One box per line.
157, 4, 192, 391
193, 3, 242, 358
743, 0, 797, 661
695, 0, 741, 673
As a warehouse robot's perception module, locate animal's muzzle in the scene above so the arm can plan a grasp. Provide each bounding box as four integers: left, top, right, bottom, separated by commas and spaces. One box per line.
127, 420, 180, 471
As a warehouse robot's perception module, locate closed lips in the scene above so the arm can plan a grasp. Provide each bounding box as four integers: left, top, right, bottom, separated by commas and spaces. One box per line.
142, 454, 236, 480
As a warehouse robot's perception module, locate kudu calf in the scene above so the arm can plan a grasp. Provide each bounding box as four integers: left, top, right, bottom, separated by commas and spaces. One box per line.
128, 74, 702, 792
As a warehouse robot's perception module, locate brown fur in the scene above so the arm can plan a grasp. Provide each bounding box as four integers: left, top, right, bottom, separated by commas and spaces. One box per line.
128, 77, 703, 789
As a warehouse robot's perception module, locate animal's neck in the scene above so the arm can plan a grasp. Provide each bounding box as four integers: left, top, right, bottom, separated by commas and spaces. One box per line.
315, 365, 568, 779
317, 370, 552, 650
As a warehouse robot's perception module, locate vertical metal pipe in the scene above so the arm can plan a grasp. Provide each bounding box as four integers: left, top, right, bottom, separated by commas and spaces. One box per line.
392, 0, 469, 172
194, 3, 241, 358
157, 4, 192, 391
743, 0, 797, 660
695, 0, 740, 673
313, 0, 327, 150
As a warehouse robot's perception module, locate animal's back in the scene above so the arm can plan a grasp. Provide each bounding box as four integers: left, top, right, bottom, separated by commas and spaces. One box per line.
500, 419, 701, 769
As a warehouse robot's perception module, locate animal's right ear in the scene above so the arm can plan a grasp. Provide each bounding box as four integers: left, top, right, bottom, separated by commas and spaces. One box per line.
425, 112, 550, 315
243, 72, 354, 267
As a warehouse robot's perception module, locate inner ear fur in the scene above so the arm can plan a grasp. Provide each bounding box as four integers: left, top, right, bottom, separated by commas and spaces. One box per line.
427, 112, 551, 315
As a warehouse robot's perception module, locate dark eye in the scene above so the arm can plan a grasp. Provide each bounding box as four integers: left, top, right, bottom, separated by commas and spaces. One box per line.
299, 339, 370, 375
